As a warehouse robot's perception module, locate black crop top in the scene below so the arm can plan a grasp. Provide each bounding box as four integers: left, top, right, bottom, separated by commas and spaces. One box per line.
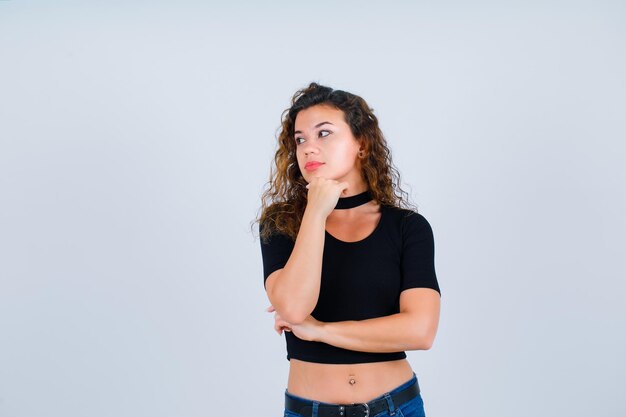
259, 204, 440, 364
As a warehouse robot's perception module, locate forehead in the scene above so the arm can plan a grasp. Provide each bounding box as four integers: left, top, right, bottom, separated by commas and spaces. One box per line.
294, 104, 346, 129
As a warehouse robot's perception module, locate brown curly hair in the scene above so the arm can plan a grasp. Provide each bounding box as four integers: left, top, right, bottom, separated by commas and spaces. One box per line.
254, 82, 416, 242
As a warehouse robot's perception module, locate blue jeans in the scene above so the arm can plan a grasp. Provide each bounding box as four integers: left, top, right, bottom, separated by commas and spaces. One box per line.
283, 372, 426, 417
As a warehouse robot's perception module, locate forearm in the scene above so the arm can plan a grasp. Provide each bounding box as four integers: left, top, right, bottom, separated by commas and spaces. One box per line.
270, 208, 326, 323
318, 313, 432, 353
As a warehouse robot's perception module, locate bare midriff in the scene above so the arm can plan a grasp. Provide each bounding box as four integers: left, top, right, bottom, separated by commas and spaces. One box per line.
287, 358, 414, 404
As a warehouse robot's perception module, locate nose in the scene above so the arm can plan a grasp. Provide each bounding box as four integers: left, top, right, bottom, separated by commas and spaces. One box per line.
301, 140, 318, 156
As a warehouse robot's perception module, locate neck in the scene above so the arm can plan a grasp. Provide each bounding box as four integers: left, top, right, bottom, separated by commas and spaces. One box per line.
334, 189, 373, 210
340, 186, 368, 198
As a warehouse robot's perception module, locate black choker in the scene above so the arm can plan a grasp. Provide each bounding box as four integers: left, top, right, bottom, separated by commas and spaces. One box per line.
334, 190, 373, 209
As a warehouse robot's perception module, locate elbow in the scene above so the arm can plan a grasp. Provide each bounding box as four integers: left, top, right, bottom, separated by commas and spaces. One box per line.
268, 289, 313, 325
408, 329, 436, 351
269, 295, 311, 324
420, 337, 435, 350
278, 306, 309, 325
410, 337, 433, 351
406, 315, 438, 351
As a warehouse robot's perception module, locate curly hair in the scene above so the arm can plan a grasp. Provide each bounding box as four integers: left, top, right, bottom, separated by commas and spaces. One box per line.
254, 82, 416, 242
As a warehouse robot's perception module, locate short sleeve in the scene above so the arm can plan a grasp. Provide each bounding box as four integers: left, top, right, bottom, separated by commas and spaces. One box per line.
259, 222, 295, 289
400, 212, 441, 296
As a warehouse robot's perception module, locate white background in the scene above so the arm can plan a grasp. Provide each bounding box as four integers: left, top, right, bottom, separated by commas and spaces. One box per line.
1, 1, 625, 416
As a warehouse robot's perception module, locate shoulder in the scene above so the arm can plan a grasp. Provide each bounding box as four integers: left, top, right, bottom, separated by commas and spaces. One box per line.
381, 206, 434, 246
383, 205, 431, 229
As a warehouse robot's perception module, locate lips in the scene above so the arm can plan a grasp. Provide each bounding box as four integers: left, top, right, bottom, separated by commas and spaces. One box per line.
304, 161, 324, 171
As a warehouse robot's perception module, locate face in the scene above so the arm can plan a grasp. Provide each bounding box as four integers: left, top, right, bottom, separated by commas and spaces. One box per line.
293, 104, 365, 188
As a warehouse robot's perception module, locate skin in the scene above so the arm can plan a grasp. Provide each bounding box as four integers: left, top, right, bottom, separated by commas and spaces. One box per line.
265, 104, 441, 404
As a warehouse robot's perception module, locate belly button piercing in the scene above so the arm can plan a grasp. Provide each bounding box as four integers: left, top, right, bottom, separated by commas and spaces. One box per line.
349, 374, 356, 385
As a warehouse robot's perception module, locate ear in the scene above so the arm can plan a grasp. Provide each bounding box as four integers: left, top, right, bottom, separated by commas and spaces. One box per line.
357, 142, 367, 158
356, 138, 366, 155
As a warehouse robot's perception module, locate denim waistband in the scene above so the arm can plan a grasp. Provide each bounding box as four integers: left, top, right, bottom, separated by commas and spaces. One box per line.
284, 372, 419, 406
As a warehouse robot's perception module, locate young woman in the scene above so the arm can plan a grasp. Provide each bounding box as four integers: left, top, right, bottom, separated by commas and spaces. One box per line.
257, 82, 441, 417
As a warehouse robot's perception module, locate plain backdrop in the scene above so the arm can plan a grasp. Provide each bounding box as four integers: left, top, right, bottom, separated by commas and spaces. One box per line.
1, 1, 624, 416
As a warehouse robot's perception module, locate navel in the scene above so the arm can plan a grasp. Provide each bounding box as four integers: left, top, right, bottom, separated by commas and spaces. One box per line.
348, 374, 356, 386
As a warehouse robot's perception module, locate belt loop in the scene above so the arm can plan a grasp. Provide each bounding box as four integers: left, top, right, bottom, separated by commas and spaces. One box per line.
384, 392, 396, 415
312, 401, 319, 417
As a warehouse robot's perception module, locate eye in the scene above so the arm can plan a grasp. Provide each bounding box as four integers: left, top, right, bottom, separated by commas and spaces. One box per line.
295, 136, 305, 145
319, 130, 330, 138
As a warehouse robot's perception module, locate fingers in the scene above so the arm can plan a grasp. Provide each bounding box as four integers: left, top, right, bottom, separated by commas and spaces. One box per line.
304, 177, 354, 217
274, 320, 292, 335
268, 305, 287, 335
275, 325, 292, 335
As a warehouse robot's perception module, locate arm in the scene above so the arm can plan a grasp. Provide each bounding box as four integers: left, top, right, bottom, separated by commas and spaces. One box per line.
276, 288, 440, 352
320, 288, 440, 351
265, 208, 326, 324
261, 178, 350, 324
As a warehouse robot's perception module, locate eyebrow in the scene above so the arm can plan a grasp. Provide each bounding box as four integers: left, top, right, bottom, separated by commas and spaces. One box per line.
294, 121, 334, 135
